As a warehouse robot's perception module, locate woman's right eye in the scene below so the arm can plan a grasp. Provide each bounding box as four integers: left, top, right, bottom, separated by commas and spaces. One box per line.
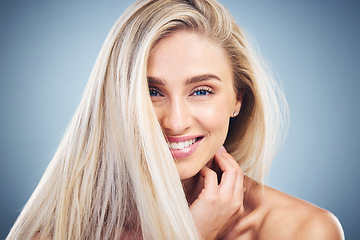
149, 88, 162, 97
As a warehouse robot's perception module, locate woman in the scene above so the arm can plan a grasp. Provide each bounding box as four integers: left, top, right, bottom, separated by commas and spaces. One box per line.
7, 0, 344, 239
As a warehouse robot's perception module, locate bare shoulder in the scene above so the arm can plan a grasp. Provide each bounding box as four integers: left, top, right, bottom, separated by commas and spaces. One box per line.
297, 208, 344, 240
258, 186, 344, 240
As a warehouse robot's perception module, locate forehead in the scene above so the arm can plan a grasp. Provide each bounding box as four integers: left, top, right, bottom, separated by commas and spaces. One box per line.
148, 31, 232, 79
150, 30, 227, 60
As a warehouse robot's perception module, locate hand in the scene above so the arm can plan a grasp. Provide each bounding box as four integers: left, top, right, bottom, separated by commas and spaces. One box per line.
190, 146, 245, 240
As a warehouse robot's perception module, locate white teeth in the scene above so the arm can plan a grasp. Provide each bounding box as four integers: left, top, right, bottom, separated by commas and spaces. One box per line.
168, 138, 197, 150
170, 142, 177, 149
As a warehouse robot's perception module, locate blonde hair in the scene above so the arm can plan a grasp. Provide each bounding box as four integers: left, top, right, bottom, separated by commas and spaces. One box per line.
7, 0, 288, 239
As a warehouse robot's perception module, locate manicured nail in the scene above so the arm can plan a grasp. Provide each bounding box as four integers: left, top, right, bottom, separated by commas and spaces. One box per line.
220, 146, 227, 152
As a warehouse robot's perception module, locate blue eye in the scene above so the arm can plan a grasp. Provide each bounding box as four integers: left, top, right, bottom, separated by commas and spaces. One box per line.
149, 88, 161, 97
194, 90, 209, 96
193, 88, 215, 96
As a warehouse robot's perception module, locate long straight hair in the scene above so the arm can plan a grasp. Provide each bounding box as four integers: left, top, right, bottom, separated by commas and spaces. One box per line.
7, 0, 288, 239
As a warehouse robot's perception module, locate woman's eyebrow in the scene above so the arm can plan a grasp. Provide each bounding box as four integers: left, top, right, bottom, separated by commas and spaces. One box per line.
186, 74, 222, 84
147, 76, 165, 86
147, 74, 221, 85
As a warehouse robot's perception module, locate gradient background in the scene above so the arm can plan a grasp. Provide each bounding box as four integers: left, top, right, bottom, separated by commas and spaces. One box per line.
1, 0, 359, 239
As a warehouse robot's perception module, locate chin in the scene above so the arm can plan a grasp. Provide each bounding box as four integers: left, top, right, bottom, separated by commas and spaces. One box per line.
176, 164, 200, 180
178, 170, 198, 180
175, 153, 216, 180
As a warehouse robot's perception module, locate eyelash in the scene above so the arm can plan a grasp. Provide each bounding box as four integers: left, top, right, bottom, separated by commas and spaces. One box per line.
148, 86, 215, 98
191, 87, 215, 96
149, 87, 163, 97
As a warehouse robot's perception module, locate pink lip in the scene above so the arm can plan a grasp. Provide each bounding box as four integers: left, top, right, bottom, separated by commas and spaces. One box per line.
167, 135, 203, 159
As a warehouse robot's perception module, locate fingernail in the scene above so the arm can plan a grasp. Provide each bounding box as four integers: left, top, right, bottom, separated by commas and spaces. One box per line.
220, 146, 227, 152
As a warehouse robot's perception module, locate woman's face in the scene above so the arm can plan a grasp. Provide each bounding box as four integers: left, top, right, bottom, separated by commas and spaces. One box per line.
148, 31, 241, 179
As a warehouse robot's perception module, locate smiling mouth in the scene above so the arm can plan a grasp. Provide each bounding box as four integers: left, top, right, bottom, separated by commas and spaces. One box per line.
167, 137, 203, 150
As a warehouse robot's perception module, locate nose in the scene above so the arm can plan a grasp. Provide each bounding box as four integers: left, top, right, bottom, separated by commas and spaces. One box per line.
160, 98, 192, 135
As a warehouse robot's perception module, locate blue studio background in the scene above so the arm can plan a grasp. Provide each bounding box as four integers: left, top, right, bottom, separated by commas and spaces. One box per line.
1, 0, 359, 239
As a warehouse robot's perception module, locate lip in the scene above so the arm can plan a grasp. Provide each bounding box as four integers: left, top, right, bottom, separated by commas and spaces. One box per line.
167, 135, 203, 159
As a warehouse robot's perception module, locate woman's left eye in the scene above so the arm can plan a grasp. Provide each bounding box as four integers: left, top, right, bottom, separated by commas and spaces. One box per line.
192, 88, 215, 96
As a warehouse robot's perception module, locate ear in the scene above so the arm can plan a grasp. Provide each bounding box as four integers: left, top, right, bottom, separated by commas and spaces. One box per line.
232, 89, 244, 117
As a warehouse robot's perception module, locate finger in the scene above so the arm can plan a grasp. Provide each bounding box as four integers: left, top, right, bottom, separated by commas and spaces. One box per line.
233, 166, 244, 202
214, 150, 238, 195
199, 165, 218, 190
214, 147, 239, 171
215, 148, 245, 199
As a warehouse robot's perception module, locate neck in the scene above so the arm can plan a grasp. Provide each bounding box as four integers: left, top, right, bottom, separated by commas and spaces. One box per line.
182, 159, 218, 205
182, 173, 203, 205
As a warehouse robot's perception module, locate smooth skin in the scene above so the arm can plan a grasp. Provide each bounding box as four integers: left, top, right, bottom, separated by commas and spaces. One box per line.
148, 30, 241, 180
148, 30, 344, 240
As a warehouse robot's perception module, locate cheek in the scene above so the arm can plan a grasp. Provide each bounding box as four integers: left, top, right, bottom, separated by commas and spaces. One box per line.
194, 100, 231, 136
